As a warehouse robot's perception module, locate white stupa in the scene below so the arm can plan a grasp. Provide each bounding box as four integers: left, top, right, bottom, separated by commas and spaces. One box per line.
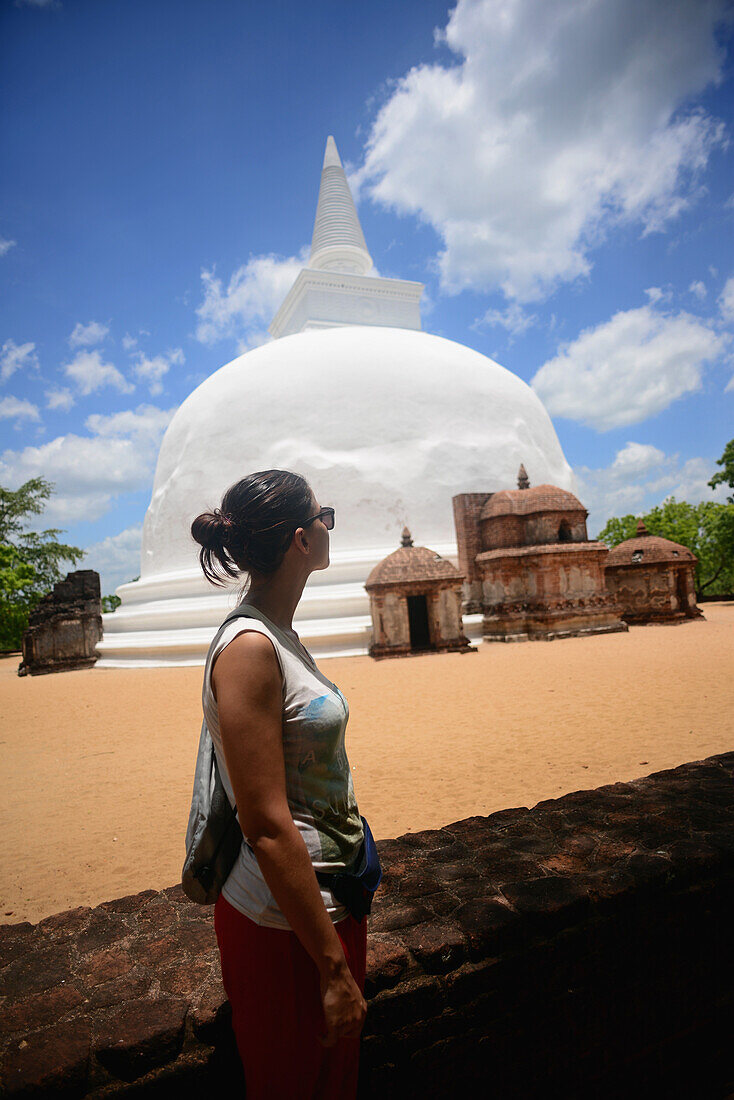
97, 137, 574, 666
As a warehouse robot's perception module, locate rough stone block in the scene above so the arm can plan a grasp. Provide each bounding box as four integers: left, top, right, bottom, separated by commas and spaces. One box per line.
368, 900, 434, 933
362, 977, 443, 1036
0, 944, 73, 998
37, 906, 93, 938
500, 875, 591, 929
453, 895, 522, 956
191, 982, 230, 1045
77, 944, 133, 985
0, 922, 36, 969
0, 982, 84, 1035
99, 889, 159, 916
365, 934, 410, 996
2, 1020, 91, 1097
85, 971, 154, 1010
402, 921, 467, 974
94, 997, 188, 1082
157, 954, 212, 998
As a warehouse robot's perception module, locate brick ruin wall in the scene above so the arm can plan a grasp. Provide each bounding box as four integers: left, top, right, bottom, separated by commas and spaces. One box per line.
606, 563, 699, 622
20, 570, 103, 676
452, 493, 491, 608
2, 752, 733, 1098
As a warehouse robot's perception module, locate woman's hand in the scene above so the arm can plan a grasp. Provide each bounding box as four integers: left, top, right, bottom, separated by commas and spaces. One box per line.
319, 959, 368, 1047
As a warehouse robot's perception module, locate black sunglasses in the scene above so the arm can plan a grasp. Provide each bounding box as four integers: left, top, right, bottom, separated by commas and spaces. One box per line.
302, 507, 335, 531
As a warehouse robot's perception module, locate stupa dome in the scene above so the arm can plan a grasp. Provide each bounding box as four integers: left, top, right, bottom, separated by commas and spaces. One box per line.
98, 136, 574, 666
141, 326, 572, 580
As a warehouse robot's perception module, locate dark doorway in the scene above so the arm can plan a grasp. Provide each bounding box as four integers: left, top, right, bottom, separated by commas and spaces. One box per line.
558, 520, 572, 542
407, 594, 432, 650
675, 569, 689, 613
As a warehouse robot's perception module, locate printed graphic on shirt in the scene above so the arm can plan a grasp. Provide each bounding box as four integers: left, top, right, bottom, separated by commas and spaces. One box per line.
284, 689, 362, 866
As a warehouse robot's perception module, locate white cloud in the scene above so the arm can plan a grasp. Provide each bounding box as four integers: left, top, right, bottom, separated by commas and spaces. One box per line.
689, 279, 707, 299
0, 396, 41, 423
84, 403, 174, 442
0, 237, 16, 257
68, 320, 110, 348
655, 456, 732, 503
63, 349, 133, 395
476, 302, 536, 336
132, 347, 184, 395
195, 251, 306, 345
576, 442, 729, 536
1, 339, 40, 382
82, 524, 142, 595
531, 302, 728, 430
45, 387, 75, 412
644, 286, 672, 304
0, 404, 175, 524
236, 330, 272, 354
356, 0, 729, 302
122, 333, 138, 351
719, 276, 734, 322
610, 441, 667, 476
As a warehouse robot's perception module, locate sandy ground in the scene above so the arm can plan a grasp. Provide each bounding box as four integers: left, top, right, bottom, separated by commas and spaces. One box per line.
1, 603, 733, 925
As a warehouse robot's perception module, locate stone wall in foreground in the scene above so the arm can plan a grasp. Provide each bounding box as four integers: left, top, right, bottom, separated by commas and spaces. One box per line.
1, 753, 733, 1098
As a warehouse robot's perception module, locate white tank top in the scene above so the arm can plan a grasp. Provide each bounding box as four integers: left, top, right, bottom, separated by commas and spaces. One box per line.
202, 603, 364, 929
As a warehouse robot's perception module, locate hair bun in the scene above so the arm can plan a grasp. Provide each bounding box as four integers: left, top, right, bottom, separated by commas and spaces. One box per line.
191, 510, 228, 549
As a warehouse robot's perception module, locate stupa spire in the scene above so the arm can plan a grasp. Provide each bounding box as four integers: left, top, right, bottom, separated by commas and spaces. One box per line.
309, 136, 373, 276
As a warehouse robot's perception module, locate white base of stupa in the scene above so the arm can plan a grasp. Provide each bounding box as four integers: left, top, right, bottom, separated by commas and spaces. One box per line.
95, 542, 485, 667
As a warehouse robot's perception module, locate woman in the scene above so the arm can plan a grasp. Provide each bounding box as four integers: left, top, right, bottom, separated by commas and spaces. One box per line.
191, 469, 368, 1099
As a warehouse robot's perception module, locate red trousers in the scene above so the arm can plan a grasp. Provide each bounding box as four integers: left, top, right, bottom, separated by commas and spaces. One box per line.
214, 893, 367, 1099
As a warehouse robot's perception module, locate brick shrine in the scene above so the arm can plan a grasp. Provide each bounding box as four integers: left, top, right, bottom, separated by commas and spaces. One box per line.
604, 520, 703, 625
453, 467, 626, 642
364, 528, 475, 658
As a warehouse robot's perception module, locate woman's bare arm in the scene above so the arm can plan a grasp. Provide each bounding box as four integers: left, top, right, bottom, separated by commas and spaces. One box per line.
212, 630, 366, 1045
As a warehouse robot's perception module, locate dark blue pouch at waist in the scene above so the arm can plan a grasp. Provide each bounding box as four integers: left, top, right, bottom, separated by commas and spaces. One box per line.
316, 815, 382, 923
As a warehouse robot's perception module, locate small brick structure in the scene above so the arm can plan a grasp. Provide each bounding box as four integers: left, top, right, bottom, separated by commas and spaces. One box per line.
453, 467, 626, 642
19, 570, 103, 676
2, 752, 733, 1097
365, 528, 474, 659
605, 520, 704, 625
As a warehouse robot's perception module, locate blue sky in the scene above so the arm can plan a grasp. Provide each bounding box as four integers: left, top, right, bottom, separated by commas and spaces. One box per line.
1, 0, 733, 594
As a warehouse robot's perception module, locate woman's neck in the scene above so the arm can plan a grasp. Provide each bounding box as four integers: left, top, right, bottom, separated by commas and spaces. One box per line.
243, 572, 308, 633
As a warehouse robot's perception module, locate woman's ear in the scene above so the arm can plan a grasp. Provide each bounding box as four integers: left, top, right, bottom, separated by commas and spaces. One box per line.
293, 526, 309, 553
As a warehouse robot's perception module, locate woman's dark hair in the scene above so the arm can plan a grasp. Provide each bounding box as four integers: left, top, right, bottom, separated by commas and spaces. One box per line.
191, 470, 314, 587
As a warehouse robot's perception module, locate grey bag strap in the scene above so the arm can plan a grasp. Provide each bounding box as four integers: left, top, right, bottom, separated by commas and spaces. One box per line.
199, 602, 263, 812
182, 603, 275, 903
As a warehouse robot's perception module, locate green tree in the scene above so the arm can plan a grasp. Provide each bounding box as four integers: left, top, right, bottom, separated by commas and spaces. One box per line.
595, 514, 639, 547
0, 477, 85, 651
597, 496, 734, 597
708, 438, 734, 504
102, 594, 121, 613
